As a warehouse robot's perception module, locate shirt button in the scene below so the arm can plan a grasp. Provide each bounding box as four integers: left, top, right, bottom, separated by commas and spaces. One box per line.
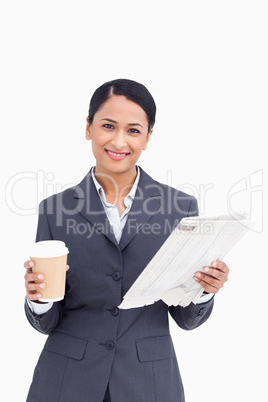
105, 341, 115, 350
112, 272, 121, 281
111, 307, 119, 316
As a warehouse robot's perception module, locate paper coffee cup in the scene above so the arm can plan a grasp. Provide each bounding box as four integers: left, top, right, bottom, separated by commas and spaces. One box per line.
30, 240, 69, 302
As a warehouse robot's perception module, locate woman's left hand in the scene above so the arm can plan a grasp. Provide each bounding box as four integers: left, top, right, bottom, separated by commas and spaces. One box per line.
193, 260, 229, 294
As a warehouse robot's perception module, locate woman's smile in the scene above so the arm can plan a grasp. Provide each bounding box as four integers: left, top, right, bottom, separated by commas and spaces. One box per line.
105, 149, 131, 161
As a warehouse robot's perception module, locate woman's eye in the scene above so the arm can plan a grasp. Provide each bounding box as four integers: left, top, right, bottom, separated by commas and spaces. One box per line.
128, 128, 140, 134
103, 124, 114, 129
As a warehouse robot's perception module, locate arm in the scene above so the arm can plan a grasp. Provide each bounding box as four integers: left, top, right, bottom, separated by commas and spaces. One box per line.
24, 296, 64, 335
168, 297, 214, 330
169, 258, 229, 330
24, 198, 65, 334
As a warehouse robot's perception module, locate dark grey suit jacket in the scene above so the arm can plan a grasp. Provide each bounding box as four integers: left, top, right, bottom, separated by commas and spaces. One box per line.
25, 167, 214, 402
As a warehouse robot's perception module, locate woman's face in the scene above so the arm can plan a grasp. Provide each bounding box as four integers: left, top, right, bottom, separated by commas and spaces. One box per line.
86, 95, 152, 177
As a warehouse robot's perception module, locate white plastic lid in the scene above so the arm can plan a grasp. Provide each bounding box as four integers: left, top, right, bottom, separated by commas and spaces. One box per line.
30, 240, 69, 258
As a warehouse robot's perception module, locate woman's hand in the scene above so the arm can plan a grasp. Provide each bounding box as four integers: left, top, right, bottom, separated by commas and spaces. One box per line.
193, 260, 229, 294
24, 260, 69, 302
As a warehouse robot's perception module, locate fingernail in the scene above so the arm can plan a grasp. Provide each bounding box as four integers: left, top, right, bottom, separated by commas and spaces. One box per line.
37, 274, 44, 280
204, 267, 210, 272
36, 293, 41, 298
195, 272, 201, 278
212, 261, 218, 267
193, 276, 199, 281
39, 283, 46, 289
29, 261, 33, 267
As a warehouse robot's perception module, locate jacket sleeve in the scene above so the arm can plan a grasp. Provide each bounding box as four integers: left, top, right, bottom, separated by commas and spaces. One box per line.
168, 195, 215, 330
24, 198, 64, 335
168, 297, 214, 330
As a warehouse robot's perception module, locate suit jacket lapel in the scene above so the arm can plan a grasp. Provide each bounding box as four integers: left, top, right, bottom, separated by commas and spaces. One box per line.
119, 168, 161, 251
73, 169, 118, 247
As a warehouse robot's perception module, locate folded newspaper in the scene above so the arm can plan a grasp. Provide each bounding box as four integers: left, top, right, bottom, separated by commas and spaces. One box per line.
119, 213, 254, 309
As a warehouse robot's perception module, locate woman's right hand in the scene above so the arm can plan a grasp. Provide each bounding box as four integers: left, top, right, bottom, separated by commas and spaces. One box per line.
24, 260, 46, 302
24, 260, 69, 302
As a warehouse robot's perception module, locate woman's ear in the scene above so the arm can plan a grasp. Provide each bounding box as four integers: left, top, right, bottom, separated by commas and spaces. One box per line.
85, 117, 92, 140
143, 128, 153, 150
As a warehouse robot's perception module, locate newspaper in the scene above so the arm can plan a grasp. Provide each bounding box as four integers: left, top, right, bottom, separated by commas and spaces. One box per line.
119, 213, 254, 309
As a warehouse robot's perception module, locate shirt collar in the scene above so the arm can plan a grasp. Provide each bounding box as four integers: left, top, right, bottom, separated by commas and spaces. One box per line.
92, 166, 140, 205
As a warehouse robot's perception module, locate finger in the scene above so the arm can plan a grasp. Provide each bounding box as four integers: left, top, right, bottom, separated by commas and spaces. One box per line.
66, 265, 69, 271
195, 279, 219, 294
197, 272, 222, 288
24, 260, 35, 270
202, 266, 227, 282
25, 282, 46, 292
211, 260, 229, 273
25, 272, 44, 282
27, 291, 42, 301
193, 273, 223, 293
193, 275, 221, 293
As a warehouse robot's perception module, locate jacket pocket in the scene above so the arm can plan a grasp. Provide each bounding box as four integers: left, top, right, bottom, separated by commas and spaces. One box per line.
136, 335, 174, 363
44, 331, 87, 361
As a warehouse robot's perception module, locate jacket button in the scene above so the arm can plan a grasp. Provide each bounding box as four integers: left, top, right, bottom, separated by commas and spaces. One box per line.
112, 272, 121, 281
197, 308, 205, 317
111, 307, 119, 316
105, 341, 115, 350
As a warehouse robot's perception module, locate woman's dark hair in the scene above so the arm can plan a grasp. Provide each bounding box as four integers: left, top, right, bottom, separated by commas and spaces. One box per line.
88, 79, 156, 133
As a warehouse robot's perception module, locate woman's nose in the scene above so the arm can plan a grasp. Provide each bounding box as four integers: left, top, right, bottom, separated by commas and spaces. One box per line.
111, 130, 127, 150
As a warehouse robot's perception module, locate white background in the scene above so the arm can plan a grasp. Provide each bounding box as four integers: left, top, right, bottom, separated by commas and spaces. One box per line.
1, 1, 267, 401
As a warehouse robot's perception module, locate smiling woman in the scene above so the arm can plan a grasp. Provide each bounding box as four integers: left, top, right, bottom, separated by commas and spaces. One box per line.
24, 78, 229, 402
86, 95, 152, 193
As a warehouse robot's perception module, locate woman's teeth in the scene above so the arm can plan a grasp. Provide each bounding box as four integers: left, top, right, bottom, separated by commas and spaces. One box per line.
107, 150, 127, 156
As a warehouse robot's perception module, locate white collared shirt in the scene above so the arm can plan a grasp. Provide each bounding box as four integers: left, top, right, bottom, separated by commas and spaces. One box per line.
91, 166, 140, 243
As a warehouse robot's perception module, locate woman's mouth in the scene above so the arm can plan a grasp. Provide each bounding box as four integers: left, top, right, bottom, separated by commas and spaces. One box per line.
105, 149, 130, 161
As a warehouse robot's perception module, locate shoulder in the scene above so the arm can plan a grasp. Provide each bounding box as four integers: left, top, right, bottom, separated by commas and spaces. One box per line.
138, 167, 198, 217
139, 166, 197, 201
38, 170, 93, 211
156, 179, 194, 199
156, 181, 198, 217
39, 186, 76, 208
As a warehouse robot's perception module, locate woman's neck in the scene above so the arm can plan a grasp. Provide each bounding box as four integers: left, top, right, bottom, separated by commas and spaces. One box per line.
94, 166, 137, 199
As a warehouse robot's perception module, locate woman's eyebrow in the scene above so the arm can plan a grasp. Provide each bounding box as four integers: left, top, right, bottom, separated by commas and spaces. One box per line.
100, 118, 143, 128
100, 118, 117, 123
128, 123, 144, 128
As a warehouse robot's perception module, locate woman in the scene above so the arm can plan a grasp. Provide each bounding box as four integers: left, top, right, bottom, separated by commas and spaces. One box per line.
24, 79, 229, 402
